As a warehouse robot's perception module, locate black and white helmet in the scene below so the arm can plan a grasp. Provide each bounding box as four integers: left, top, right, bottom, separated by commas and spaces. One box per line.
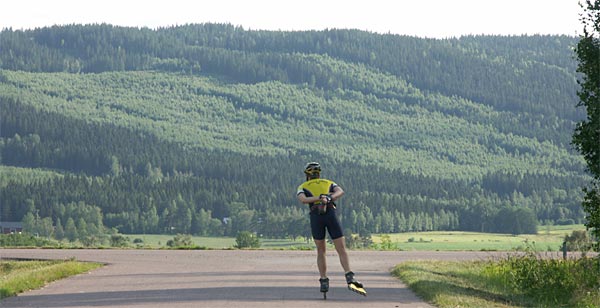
304, 162, 321, 176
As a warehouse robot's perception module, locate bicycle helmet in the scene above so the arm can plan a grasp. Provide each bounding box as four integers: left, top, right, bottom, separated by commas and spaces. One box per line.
304, 162, 321, 176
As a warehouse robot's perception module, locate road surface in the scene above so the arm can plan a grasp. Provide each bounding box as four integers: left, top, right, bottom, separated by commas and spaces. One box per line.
0, 249, 504, 307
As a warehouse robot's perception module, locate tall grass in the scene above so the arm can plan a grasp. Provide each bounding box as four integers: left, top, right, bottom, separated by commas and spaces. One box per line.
0, 260, 102, 299
484, 253, 600, 307
393, 254, 600, 307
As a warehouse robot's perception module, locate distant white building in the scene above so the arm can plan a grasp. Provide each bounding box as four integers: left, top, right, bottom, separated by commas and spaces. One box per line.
0, 221, 23, 234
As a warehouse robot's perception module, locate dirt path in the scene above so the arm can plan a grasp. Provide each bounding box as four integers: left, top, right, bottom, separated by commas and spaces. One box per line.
0, 249, 503, 307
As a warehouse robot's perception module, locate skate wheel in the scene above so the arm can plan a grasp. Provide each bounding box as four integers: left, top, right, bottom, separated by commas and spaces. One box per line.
348, 284, 367, 296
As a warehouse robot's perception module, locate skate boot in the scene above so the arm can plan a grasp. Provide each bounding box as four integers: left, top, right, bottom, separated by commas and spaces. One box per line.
319, 277, 329, 299
345, 271, 367, 296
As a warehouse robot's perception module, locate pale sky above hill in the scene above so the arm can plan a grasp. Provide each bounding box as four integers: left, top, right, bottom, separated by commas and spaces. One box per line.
0, 0, 583, 38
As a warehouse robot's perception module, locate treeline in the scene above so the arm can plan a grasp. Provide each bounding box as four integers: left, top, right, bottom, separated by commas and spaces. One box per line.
0, 24, 589, 237
3, 170, 542, 237
0, 96, 585, 236
0, 24, 581, 144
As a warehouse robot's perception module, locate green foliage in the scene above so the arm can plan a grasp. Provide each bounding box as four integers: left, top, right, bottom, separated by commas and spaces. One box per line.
564, 230, 593, 252
109, 234, 130, 247
375, 234, 397, 250
492, 206, 538, 235
0, 24, 589, 238
235, 231, 260, 249
393, 260, 521, 307
395, 259, 600, 308
0, 233, 54, 247
0, 166, 62, 188
574, 0, 600, 250
166, 234, 194, 248
345, 232, 373, 249
486, 254, 600, 307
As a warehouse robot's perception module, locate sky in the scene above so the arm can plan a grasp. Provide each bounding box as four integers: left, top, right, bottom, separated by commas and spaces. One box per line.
0, 0, 583, 38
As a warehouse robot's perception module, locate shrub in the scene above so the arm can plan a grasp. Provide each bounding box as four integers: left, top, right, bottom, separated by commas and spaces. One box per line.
235, 231, 260, 249
109, 234, 130, 247
378, 234, 397, 250
564, 230, 592, 252
345, 233, 372, 249
166, 234, 193, 247
556, 218, 576, 225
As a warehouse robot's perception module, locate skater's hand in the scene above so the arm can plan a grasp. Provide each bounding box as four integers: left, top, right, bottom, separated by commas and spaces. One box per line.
320, 194, 332, 204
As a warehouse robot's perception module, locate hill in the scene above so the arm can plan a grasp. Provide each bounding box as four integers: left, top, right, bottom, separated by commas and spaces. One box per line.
0, 24, 589, 239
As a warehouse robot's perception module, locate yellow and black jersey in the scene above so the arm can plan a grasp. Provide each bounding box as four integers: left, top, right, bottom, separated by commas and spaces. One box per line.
296, 178, 338, 207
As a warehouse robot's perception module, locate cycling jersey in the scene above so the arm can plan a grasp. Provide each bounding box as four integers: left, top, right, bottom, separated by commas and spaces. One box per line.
296, 178, 338, 209
297, 178, 343, 240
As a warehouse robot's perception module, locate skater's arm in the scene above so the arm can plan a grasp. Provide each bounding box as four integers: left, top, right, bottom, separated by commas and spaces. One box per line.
329, 186, 344, 202
297, 192, 321, 204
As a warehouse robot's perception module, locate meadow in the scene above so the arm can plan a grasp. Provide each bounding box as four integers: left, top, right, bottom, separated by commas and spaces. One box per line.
125, 224, 586, 251
124, 234, 314, 250
371, 224, 586, 251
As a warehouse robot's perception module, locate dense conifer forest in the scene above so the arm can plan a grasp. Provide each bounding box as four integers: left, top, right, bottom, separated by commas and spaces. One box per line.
0, 24, 589, 240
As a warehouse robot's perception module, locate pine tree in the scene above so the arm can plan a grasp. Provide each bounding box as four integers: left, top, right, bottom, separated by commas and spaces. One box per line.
65, 217, 79, 242
55, 218, 65, 240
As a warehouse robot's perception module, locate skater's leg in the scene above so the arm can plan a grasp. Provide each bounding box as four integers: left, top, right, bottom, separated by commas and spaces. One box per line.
332, 236, 351, 273
332, 237, 366, 295
314, 239, 327, 278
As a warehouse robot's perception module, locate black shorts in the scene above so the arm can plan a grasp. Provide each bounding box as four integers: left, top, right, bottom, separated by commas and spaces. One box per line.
310, 209, 344, 240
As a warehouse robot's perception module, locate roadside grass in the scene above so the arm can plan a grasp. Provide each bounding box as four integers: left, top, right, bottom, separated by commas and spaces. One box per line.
0, 260, 102, 299
393, 260, 527, 308
393, 255, 600, 308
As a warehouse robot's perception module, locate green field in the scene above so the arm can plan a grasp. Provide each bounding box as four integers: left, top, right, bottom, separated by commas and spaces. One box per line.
124, 234, 314, 250
125, 224, 586, 251
372, 224, 587, 251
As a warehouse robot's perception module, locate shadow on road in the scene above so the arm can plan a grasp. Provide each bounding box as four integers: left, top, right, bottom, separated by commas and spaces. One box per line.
1, 285, 419, 307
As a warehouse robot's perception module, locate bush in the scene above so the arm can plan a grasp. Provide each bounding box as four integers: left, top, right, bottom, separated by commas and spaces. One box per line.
564, 230, 592, 252
109, 234, 130, 247
80, 235, 104, 247
235, 231, 260, 249
377, 234, 397, 250
166, 234, 193, 247
345, 233, 372, 249
556, 218, 576, 225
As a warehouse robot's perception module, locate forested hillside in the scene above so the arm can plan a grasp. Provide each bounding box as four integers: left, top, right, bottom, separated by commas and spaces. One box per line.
0, 24, 588, 240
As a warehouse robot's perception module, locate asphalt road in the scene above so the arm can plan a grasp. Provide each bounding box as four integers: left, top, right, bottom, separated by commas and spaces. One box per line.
0, 249, 504, 308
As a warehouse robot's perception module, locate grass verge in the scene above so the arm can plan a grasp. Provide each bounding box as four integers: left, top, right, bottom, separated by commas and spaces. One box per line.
392, 256, 600, 308
393, 260, 520, 308
0, 260, 103, 299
